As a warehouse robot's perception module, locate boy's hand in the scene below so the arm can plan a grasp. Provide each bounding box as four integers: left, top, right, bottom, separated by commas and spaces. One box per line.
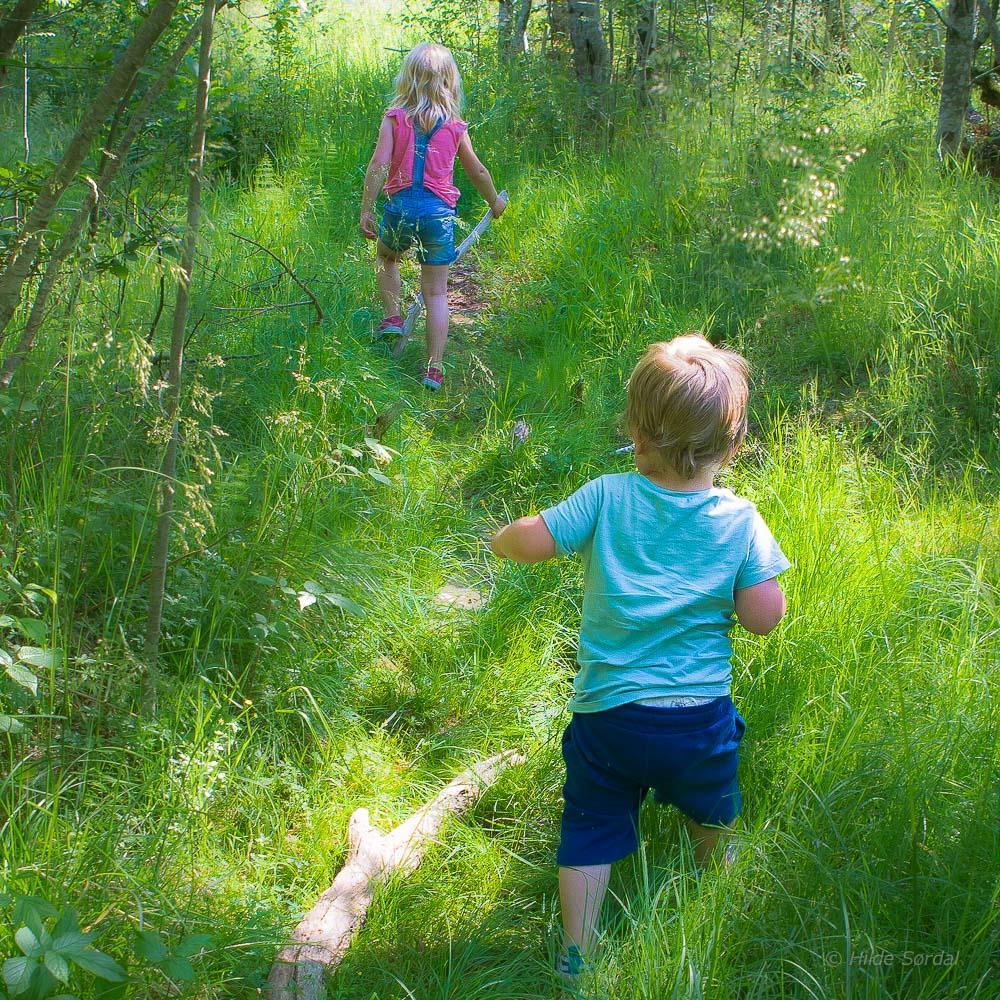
359, 208, 377, 240
490, 192, 508, 218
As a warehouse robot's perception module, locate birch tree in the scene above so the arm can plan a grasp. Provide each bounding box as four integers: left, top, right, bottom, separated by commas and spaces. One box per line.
936, 0, 977, 157
144, 0, 218, 693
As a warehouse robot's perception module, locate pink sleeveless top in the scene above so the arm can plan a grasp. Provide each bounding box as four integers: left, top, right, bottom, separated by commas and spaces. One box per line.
384, 108, 467, 209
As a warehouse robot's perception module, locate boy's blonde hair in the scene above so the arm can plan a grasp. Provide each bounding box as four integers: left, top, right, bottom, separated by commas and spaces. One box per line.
626, 334, 749, 480
392, 43, 464, 133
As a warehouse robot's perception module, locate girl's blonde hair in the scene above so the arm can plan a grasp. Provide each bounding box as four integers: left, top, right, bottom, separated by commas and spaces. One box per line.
626, 334, 749, 480
392, 43, 463, 132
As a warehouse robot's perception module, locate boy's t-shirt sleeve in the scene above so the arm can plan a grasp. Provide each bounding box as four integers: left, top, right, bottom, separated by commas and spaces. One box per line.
540, 477, 604, 556
735, 507, 792, 589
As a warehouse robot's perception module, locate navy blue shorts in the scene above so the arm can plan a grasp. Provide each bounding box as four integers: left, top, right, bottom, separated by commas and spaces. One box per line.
378, 209, 456, 265
558, 697, 745, 867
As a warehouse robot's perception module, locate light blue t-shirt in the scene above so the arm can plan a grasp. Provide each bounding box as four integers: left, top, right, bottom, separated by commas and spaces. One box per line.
540, 472, 791, 713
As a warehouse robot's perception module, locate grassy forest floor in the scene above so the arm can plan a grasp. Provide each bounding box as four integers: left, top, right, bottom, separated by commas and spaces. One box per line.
1, 5, 999, 999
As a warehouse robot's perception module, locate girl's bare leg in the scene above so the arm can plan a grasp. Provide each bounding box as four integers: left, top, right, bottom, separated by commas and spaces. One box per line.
685, 818, 733, 866
376, 240, 402, 318
420, 263, 449, 366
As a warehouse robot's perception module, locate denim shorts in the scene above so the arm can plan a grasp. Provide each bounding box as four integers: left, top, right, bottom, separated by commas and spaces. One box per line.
378, 208, 456, 265
557, 696, 745, 866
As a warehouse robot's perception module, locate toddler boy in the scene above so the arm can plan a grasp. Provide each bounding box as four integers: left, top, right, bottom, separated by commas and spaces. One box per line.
490, 335, 790, 985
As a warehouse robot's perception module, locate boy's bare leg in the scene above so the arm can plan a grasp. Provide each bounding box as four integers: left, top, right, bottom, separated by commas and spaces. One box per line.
420, 263, 449, 366
685, 818, 733, 866
559, 864, 611, 955
376, 241, 402, 318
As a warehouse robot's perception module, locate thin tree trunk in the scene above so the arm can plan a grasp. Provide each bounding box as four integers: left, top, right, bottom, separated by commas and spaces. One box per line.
636, 0, 657, 106
936, 0, 977, 157
884, 0, 902, 75
0, 0, 44, 70
0, 13, 212, 389
498, 0, 513, 54
143, 0, 217, 695
0, 0, 179, 349
704, 0, 715, 122
824, 0, 851, 68
787, 0, 798, 68
568, 0, 610, 86
758, 0, 773, 81
510, 0, 532, 56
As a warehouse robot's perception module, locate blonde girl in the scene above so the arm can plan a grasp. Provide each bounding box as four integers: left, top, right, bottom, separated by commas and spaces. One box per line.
360, 43, 507, 391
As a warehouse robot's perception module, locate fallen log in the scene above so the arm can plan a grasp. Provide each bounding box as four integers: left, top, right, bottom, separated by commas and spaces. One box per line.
267, 750, 524, 999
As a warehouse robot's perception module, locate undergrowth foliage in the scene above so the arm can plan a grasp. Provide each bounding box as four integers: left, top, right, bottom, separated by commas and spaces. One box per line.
0, 2, 998, 998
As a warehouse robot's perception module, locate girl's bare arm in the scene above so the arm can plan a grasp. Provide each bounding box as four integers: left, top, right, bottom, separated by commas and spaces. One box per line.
360, 118, 394, 238
457, 133, 507, 216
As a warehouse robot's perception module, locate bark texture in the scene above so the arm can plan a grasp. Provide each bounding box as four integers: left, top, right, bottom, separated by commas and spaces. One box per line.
0, 0, 179, 348
568, 0, 610, 85
0, 0, 44, 67
143, 0, 216, 681
636, 0, 657, 106
936, 0, 977, 157
267, 751, 524, 1000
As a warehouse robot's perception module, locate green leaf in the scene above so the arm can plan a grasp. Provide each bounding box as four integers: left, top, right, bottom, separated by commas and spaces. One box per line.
15, 647, 60, 670
133, 930, 168, 963
249, 574, 276, 586
296, 591, 316, 610
23, 584, 57, 605
0, 615, 17, 629
13, 618, 47, 643
367, 468, 392, 486
52, 909, 81, 938
5, 660, 37, 695
44, 951, 70, 984
50, 932, 93, 959
2, 956, 36, 995
173, 933, 213, 958
0, 713, 24, 733
14, 927, 41, 958
13, 897, 55, 936
322, 592, 365, 616
69, 947, 126, 982
0, 648, 11, 667
161, 955, 195, 981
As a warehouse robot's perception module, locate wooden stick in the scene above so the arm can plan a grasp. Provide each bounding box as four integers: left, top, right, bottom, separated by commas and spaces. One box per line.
230, 231, 324, 326
267, 750, 524, 999
390, 193, 506, 359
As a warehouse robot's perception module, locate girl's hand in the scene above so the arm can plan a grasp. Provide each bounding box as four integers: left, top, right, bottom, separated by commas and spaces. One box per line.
491, 192, 508, 218
359, 208, 377, 240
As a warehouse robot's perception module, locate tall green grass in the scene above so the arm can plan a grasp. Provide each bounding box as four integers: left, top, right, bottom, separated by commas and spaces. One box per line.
1, 7, 997, 998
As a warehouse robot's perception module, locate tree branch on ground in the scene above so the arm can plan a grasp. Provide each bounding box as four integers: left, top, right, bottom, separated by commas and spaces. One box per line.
229, 232, 324, 326
267, 751, 525, 1000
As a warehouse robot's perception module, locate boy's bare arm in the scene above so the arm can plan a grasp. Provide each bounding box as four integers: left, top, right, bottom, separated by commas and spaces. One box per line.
457, 133, 507, 216
734, 578, 786, 635
490, 516, 556, 563
360, 118, 394, 238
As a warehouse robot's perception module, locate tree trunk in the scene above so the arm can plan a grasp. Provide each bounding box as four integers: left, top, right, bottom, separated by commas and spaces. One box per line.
883, 0, 901, 75
636, 0, 657, 106
510, 0, 532, 56
498, 0, 513, 54
0, 13, 212, 389
0, 0, 44, 69
0, 0, 179, 349
143, 0, 216, 691
568, 0, 610, 85
936, 0, 977, 157
267, 752, 524, 1000
824, 0, 851, 68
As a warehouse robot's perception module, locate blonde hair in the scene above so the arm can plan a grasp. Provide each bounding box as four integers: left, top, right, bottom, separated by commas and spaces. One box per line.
392, 43, 464, 132
626, 334, 749, 480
